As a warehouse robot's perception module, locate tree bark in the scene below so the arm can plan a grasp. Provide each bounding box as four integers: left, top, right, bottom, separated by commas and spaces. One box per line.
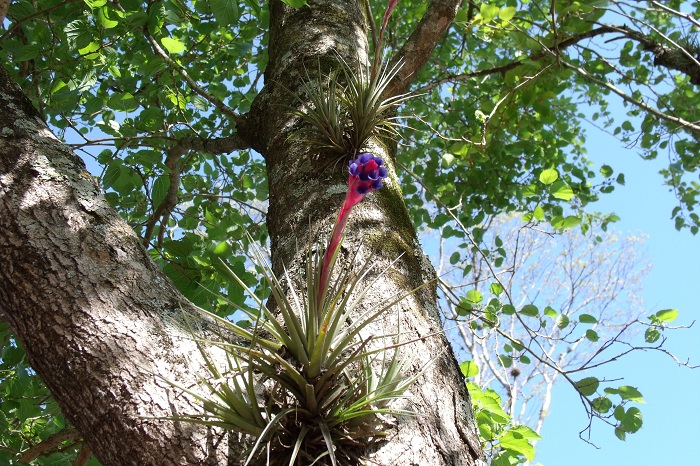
0, 66, 228, 465
0, 0, 483, 463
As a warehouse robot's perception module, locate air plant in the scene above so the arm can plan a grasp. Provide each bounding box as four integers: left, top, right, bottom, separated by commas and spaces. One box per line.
161, 152, 428, 465
158, 2, 427, 464
290, 0, 410, 157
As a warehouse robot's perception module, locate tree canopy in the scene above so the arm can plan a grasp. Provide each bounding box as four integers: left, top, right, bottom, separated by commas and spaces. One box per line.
1, 0, 698, 464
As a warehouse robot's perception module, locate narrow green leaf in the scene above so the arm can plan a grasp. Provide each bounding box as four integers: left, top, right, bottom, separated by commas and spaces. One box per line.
579, 314, 598, 324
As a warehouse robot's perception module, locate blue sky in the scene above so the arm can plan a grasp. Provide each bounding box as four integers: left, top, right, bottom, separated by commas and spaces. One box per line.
534, 120, 700, 465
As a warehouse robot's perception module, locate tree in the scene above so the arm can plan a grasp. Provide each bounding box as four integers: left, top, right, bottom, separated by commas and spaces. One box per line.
1, 0, 698, 465
440, 216, 650, 444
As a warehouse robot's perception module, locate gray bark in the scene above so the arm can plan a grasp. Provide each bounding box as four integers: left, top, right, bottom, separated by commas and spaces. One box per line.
0, 65, 228, 465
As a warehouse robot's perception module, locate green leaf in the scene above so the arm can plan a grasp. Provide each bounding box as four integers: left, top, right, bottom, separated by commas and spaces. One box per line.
467, 289, 483, 304
211, 0, 240, 26
579, 314, 598, 324
151, 175, 170, 207
575, 377, 599, 396
520, 304, 538, 317
97, 7, 119, 28
555, 314, 570, 329
490, 282, 503, 295
644, 327, 661, 343
460, 360, 479, 377
480, 3, 500, 22
499, 6, 516, 22
539, 168, 559, 185
499, 425, 541, 461
600, 164, 614, 178
622, 407, 643, 433
550, 180, 574, 201
107, 92, 139, 113
498, 355, 512, 368
615, 426, 627, 441
604, 386, 645, 403
533, 205, 544, 220
442, 153, 456, 167
161, 37, 186, 54
213, 241, 231, 256
585, 329, 599, 342
654, 309, 678, 323
592, 396, 612, 413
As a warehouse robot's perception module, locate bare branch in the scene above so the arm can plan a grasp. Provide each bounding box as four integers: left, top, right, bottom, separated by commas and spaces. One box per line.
560, 59, 700, 137
18, 428, 82, 463
414, 25, 615, 94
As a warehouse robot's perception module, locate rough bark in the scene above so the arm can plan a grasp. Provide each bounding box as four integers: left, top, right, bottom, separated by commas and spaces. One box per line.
0, 65, 228, 465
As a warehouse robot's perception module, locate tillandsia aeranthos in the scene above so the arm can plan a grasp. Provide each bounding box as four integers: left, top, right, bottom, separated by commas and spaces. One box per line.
157, 2, 423, 465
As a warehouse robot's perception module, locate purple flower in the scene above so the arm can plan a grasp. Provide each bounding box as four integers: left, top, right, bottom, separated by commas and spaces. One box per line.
346, 152, 388, 203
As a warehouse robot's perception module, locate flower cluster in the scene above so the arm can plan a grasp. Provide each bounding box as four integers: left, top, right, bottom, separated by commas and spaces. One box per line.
347, 152, 388, 205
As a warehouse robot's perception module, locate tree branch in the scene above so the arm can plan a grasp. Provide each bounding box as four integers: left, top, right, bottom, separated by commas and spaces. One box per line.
387, 0, 462, 97
144, 29, 248, 129
18, 428, 82, 463
414, 25, 614, 94
559, 59, 700, 137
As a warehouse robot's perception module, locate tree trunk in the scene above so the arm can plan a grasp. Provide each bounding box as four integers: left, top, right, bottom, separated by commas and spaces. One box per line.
245, 1, 482, 464
0, 66, 227, 465
0, 0, 483, 463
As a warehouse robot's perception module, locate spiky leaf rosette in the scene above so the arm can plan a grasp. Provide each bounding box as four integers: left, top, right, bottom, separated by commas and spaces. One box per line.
339, 58, 412, 151
159, 242, 428, 465
290, 57, 412, 156
289, 63, 349, 155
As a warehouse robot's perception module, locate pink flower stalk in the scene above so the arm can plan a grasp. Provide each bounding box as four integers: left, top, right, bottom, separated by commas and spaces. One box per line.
317, 153, 388, 311
372, 0, 400, 77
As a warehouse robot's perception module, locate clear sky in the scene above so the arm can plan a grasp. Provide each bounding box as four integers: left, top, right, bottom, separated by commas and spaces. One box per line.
534, 118, 700, 465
